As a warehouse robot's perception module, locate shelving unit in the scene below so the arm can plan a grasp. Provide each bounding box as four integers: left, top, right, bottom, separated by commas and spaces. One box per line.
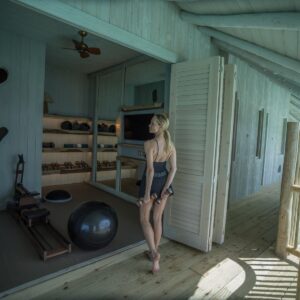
42, 114, 136, 187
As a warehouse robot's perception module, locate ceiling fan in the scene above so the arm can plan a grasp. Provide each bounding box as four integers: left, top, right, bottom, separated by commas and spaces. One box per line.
63, 30, 101, 58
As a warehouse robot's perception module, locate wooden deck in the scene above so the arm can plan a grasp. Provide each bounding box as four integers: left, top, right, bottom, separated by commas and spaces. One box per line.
23, 184, 299, 299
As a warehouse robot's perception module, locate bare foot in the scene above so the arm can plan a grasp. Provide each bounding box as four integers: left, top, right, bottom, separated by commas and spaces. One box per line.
152, 251, 160, 274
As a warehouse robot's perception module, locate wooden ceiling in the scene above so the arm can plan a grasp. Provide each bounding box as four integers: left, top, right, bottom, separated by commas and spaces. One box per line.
174, 0, 300, 91
175, 0, 300, 61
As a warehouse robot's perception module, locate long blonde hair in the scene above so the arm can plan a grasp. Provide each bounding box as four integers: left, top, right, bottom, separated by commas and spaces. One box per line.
154, 113, 173, 155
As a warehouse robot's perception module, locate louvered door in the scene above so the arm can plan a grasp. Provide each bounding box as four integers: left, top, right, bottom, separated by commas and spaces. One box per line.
163, 57, 224, 252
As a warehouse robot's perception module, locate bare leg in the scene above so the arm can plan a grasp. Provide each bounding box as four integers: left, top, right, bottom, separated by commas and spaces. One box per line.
153, 195, 169, 250
139, 197, 156, 257
151, 195, 169, 273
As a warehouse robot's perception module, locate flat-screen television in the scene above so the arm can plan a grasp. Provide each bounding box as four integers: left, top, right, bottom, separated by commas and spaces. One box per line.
120, 108, 164, 145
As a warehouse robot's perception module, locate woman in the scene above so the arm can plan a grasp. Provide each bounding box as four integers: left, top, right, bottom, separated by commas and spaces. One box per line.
137, 113, 177, 274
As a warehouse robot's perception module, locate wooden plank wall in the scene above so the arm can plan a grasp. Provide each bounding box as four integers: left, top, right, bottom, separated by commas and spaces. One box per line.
59, 0, 216, 61
45, 64, 91, 117
94, 59, 168, 120
124, 59, 167, 106
97, 68, 123, 120
0, 28, 45, 209
228, 55, 290, 204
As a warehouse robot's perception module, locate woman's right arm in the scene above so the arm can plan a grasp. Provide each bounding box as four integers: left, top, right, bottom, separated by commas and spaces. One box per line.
161, 147, 177, 197
143, 141, 154, 202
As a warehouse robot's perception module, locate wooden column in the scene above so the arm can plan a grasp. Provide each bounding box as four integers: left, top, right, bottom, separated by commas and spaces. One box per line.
276, 122, 300, 258
297, 266, 300, 300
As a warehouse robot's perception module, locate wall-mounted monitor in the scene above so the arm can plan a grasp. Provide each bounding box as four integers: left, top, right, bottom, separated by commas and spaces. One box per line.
119, 108, 164, 145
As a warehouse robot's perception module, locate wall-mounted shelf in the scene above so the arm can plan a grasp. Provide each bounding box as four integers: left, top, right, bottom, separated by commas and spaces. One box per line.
42, 148, 117, 153
44, 113, 91, 120
43, 129, 116, 136
43, 148, 92, 153
43, 168, 92, 175
97, 132, 116, 136
41, 114, 128, 187
42, 165, 135, 176
43, 129, 92, 135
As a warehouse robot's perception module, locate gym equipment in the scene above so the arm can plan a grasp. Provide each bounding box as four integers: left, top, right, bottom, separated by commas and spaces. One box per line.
0, 68, 8, 84
79, 123, 90, 131
68, 201, 118, 250
61, 120, 72, 130
155, 187, 174, 204
0, 127, 8, 142
7, 154, 71, 261
44, 190, 72, 203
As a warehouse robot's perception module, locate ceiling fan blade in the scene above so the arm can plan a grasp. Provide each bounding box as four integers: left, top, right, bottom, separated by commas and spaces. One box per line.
87, 47, 101, 55
80, 52, 90, 58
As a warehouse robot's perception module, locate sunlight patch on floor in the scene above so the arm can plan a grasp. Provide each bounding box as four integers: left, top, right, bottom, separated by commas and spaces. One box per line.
241, 256, 298, 299
189, 258, 245, 299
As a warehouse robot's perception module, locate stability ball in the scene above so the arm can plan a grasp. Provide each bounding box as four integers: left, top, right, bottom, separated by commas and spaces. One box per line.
68, 201, 118, 250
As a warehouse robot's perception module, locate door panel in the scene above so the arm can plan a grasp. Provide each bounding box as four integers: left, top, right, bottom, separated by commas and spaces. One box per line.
164, 57, 224, 252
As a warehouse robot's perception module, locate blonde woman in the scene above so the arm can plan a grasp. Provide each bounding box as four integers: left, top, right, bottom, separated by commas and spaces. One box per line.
137, 113, 177, 273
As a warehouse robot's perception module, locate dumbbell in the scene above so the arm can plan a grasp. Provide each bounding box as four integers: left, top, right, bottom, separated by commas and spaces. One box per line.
154, 187, 173, 205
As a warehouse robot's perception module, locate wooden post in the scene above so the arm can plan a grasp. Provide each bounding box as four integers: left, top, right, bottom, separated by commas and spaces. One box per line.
276, 122, 300, 258
297, 266, 300, 300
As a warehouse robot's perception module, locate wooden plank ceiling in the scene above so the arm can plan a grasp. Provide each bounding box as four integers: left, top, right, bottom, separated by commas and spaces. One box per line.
174, 0, 300, 62
175, 0, 300, 77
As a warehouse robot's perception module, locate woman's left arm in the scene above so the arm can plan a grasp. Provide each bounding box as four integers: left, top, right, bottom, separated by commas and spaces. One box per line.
161, 147, 177, 197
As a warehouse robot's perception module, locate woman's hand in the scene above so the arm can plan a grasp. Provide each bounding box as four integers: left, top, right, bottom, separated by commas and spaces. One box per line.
160, 187, 168, 199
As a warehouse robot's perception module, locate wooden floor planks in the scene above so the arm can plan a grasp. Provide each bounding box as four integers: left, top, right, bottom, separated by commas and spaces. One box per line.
29, 183, 299, 300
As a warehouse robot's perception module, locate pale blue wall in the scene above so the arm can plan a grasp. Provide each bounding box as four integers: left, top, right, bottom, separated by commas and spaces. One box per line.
0, 29, 45, 209
228, 55, 290, 204
124, 59, 167, 106
60, 0, 216, 61
45, 64, 91, 117
97, 68, 123, 121
135, 80, 165, 105
96, 59, 168, 120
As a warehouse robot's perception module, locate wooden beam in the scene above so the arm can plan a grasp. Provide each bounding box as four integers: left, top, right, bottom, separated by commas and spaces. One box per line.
181, 11, 300, 30
286, 246, 300, 258
12, 0, 178, 63
212, 39, 300, 94
199, 27, 300, 74
276, 122, 300, 259
297, 265, 300, 300
175, 0, 299, 15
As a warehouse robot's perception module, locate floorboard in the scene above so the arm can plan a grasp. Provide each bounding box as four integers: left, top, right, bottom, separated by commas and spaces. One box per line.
0, 182, 144, 296
29, 183, 298, 300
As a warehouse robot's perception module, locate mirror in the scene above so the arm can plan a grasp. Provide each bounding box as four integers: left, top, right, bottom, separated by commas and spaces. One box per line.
134, 80, 165, 105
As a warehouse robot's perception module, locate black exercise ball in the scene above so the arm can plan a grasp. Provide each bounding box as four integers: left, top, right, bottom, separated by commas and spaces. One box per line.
68, 201, 118, 250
